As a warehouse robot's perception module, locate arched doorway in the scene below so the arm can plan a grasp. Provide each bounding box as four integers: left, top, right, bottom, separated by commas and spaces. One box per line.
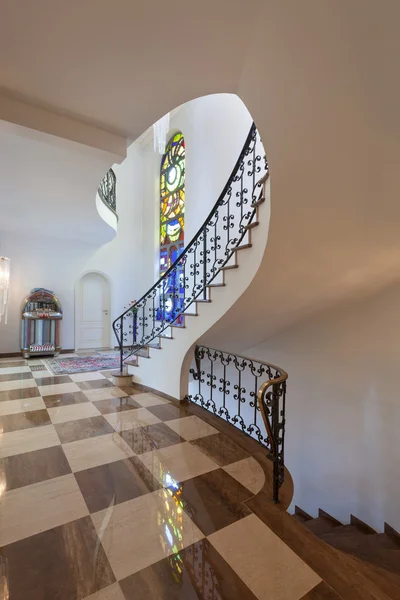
76, 272, 111, 350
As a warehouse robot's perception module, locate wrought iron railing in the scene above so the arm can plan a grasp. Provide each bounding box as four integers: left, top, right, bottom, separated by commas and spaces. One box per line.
112, 122, 268, 372
187, 345, 287, 503
98, 168, 117, 215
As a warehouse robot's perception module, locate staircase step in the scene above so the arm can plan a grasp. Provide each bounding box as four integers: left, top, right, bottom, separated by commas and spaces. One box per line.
196, 299, 212, 303
252, 196, 265, 208
124, 357, 138, 367
350, 514, 377, 535
244, 221, 259, 230
235, 243, 252, 251
320, 525, 371, 542
318, 509, 342, 527
322, 531, 400, 577
221, 264, 238, 271
207, 283, 226, 288
158, 333, 173, 340
385, 522, 400, 546
294, 505, 313, 523
304, 517, 341, 536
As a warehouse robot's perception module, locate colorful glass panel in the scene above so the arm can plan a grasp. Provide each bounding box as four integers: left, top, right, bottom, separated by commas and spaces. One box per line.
158, 132, 185, 325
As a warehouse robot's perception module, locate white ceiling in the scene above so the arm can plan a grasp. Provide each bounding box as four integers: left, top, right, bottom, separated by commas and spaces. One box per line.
0, 0, 263, 138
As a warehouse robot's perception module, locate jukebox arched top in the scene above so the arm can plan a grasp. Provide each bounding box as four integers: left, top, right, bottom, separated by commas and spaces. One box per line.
22, 288, 62, 318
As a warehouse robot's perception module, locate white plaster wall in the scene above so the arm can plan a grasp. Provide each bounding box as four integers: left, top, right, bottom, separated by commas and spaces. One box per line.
0, 230, 94, 351
243, 282, 400, 532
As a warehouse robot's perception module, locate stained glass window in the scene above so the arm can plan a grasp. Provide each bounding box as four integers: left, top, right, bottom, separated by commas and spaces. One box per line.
159, 132, 185, 324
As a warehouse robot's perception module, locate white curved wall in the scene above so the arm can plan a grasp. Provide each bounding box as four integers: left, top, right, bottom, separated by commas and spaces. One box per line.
96, 192, 118, 232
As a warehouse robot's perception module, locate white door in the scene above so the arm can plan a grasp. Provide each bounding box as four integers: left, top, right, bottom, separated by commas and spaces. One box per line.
78, 273, 111, 349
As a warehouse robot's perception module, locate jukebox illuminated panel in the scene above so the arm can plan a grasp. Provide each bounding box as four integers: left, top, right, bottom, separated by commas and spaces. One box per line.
21, 288, 62, 358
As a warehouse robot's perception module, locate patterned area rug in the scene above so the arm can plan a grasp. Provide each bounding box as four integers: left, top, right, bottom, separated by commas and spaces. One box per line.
45, 354, 120, 375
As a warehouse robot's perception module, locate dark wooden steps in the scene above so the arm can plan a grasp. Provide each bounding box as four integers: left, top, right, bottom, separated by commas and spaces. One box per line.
294, 506, 400, 597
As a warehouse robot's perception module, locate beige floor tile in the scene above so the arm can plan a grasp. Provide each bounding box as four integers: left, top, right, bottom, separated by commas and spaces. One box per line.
132, 393, 170, 408
83, 387, 128, 402
165, 415, 219, 441
63, 433, 134, 472
139, 441, 219, 485
32, 369, 51, 378
0, 366, 31, 375
223, 457, 265, 495
0, 424, 60, 458
0, 379, 37, 391
0, 396, 45, 416
92, 488, 204, 580
104, 408, 161, 432
39, 382, 81, 396
70, 372, 107, 382
48, 402, 101, 424
0, 474, 88, 546
208, 514, 321, 600
83, 583, 125, 600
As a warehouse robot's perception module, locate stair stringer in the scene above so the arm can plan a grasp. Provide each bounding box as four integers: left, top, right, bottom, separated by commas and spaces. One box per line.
127, 179, 271, 399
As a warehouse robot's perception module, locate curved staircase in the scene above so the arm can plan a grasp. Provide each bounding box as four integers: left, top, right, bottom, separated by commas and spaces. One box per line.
293, 506, 400, 598
112, 123, 269, 397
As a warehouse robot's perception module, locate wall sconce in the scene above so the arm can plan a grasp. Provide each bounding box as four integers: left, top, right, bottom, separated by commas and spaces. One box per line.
0, 257, 10, 324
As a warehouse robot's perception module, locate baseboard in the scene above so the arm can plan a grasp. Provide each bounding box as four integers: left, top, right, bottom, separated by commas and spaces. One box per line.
130, 380, 180, 404
0, 349, 75, 359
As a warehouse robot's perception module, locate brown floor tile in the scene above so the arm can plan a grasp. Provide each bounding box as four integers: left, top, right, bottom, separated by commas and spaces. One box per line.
0, 409, 50, 433
0, 445, 71, 491
119, 538, 258, 600
300, 582, 342, 599
190, 432, 249, 467
1, 515, 115, 600
120, 422, 185, 454
118, 385, 144, 396
0, 387, 39, 402
42, 390, 89, 408
75, 456, 161, 513
93, 396, 142, 414
55, 415, 115, 443
0, 372, 33, 383
78, 379, 115, 390
147, 403, 190, 421
0, 360, 27, 367
174, 469, 252, 536
33, 375, 72, 386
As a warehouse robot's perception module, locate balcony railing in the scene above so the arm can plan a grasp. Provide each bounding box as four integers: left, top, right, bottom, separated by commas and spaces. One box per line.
187, 344, 288, 503
98, 168, 117, 216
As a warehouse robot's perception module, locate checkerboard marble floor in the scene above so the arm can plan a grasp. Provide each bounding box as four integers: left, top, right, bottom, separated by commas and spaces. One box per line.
0, 357, 323, 600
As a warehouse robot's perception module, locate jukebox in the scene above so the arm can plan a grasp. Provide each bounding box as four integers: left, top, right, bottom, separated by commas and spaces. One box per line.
21, 288, 62, 358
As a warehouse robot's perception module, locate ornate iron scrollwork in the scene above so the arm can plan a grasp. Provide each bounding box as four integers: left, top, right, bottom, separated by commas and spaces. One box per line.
98, 168, 117, 214
187, 344, 287, 504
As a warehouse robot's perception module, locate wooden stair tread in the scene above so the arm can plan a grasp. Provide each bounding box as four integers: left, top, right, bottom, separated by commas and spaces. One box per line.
304, 517, 341, 536
320, 530, 400, 577
320, 525, 371, 541
294, 505, 313, 522
336, 546, 400, 598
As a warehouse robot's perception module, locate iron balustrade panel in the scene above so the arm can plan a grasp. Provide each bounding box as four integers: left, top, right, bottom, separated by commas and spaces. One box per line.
187, 345, 287, 503
98, 168, 117, 214
113, 123, 268, 371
